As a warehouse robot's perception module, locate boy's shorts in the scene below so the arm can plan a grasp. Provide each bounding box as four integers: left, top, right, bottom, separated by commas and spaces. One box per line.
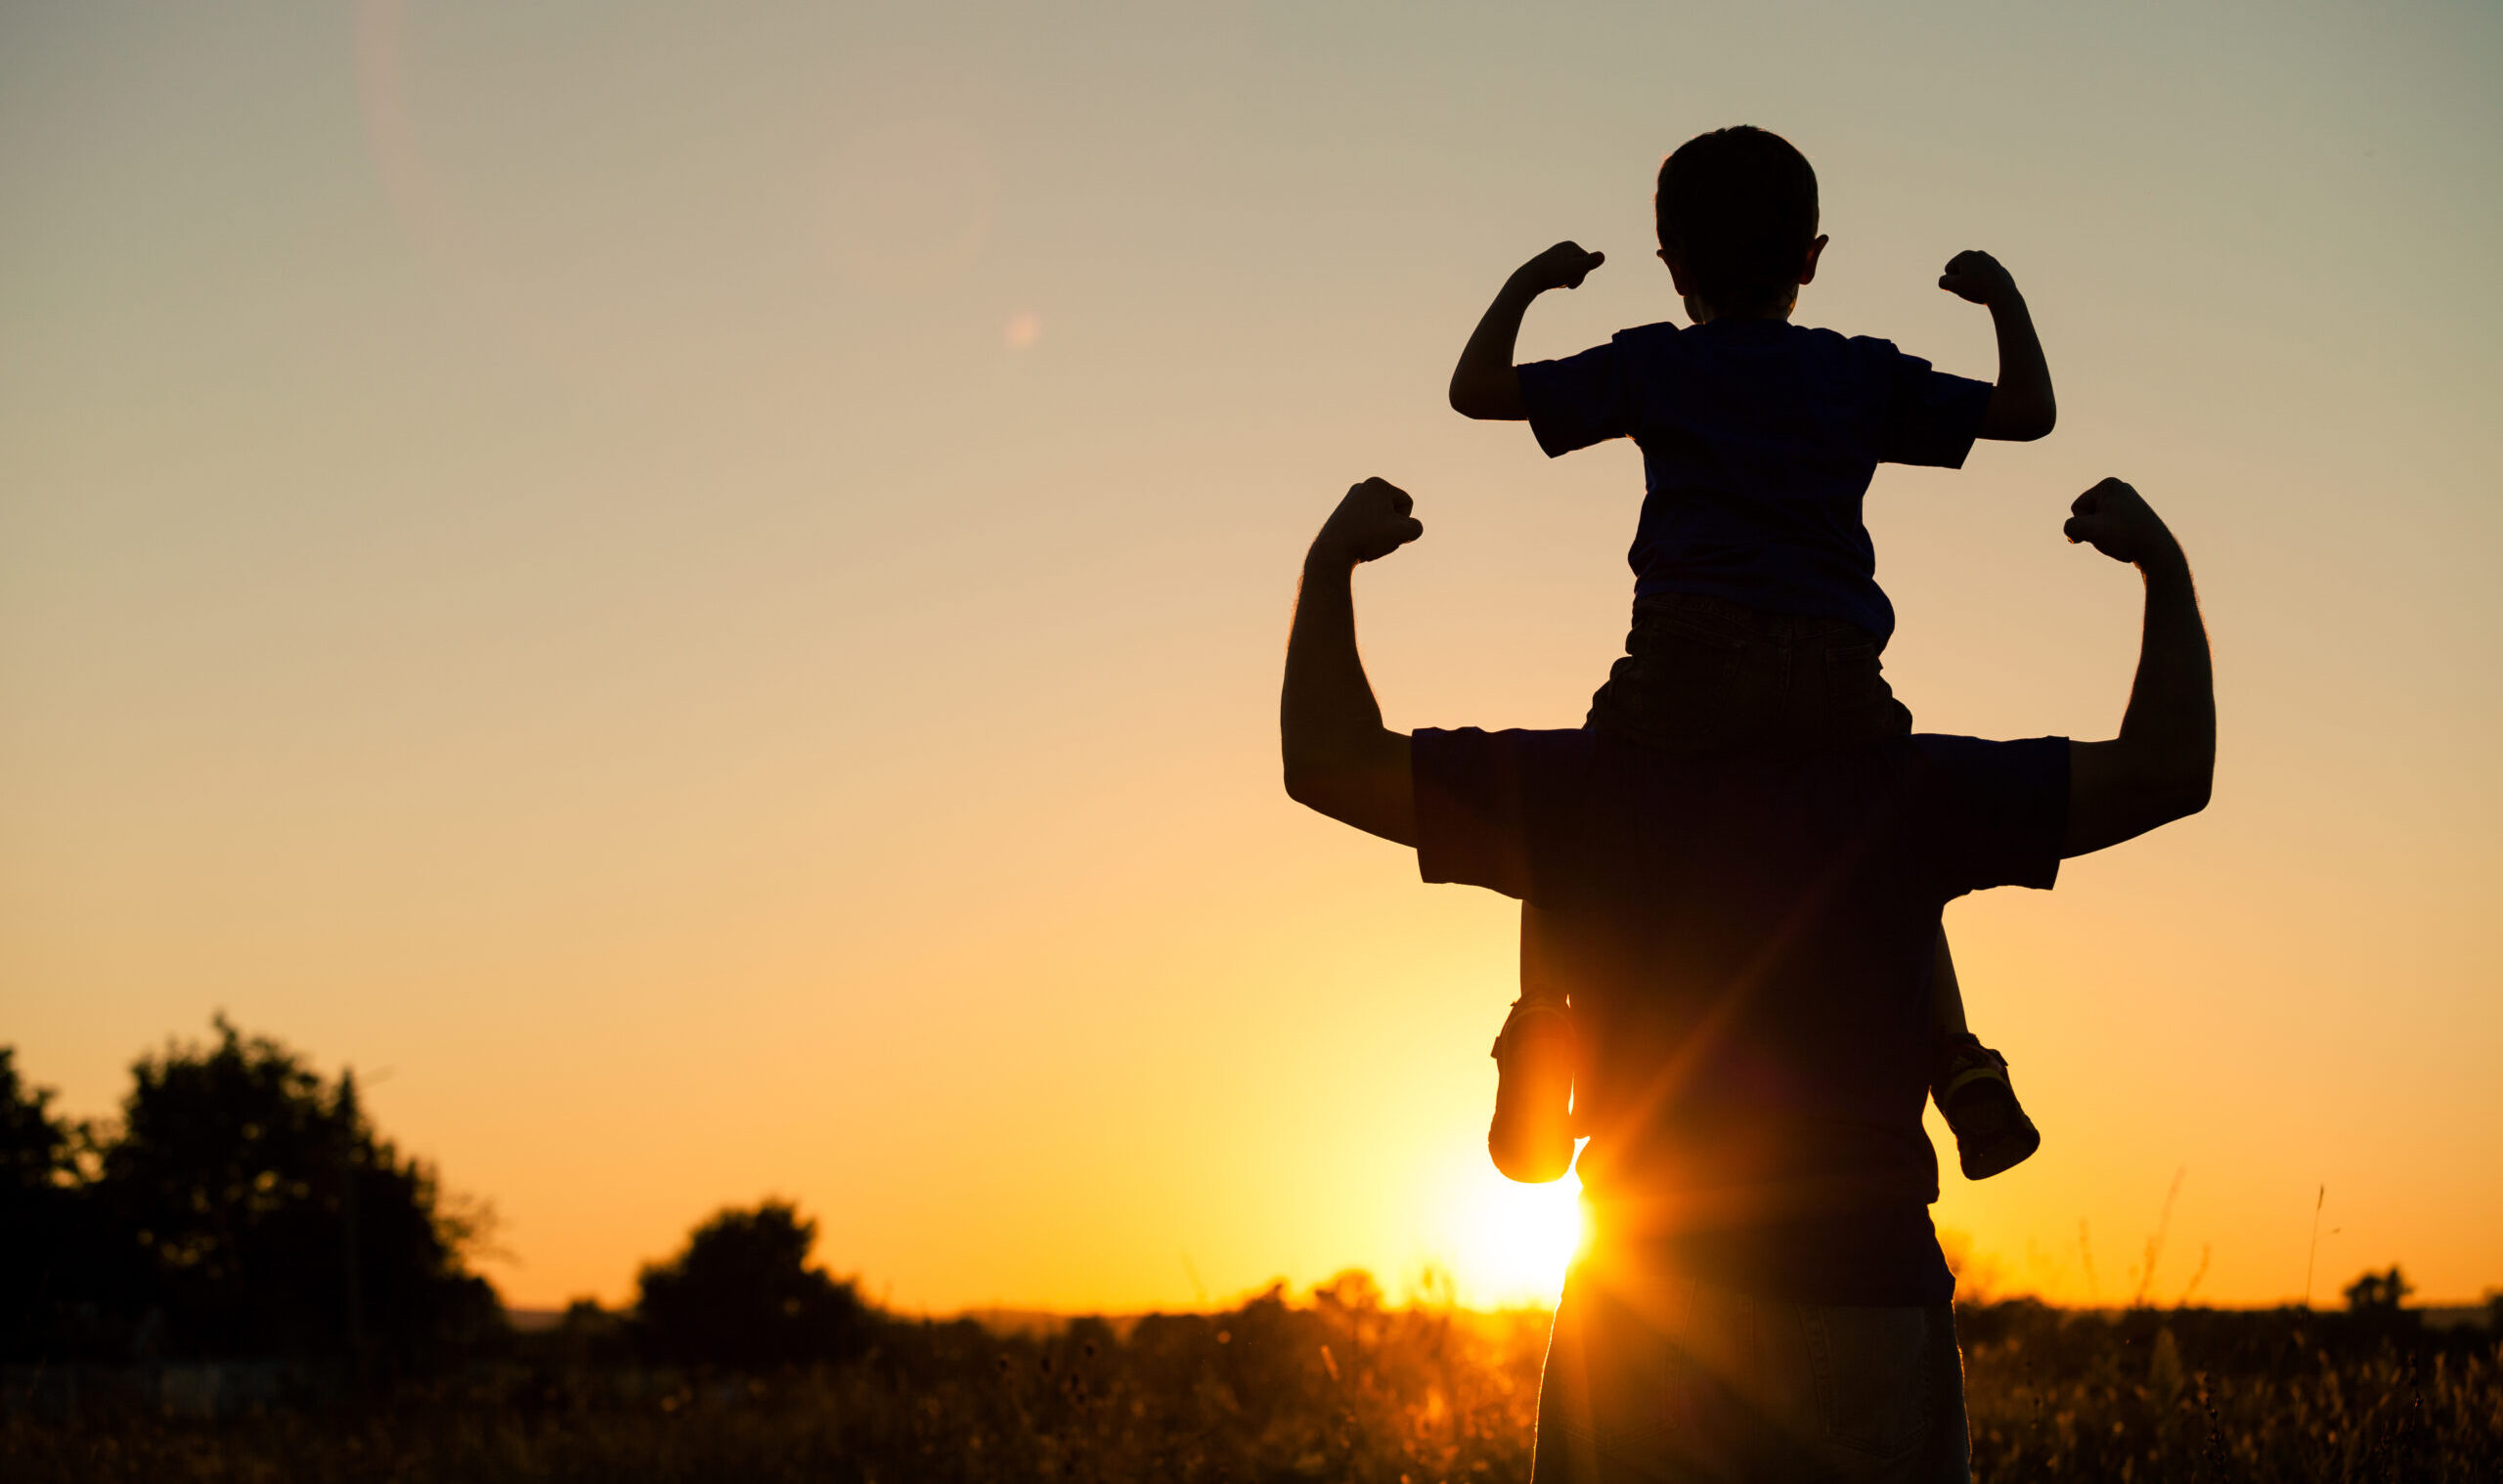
1587, 594, 1913, 757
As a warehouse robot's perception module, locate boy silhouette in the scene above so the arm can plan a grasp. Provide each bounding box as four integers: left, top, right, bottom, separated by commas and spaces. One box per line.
1451, 126, 2057, 1185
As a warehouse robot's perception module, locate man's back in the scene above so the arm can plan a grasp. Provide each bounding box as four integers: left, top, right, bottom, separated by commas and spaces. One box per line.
1413, 724, 2070, 1301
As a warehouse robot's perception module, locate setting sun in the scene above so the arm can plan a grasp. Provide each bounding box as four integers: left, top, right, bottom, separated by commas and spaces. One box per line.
1437, 1158, 1590, 1308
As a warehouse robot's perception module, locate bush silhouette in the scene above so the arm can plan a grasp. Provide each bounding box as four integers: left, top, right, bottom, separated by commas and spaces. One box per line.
633, 1200, 870, 1370
0, 1019, 497, 1367
0, 1049, 91, 1360
2343, 1265, 2414, 1314
97, 1018, 499, 1366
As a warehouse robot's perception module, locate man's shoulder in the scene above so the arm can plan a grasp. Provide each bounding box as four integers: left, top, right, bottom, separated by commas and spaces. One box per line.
1706, 733, 2068, 817
1418, 726, 2066, 792
1898, 730, 2069, 761
1411, 726, 1606, 899
1412, 724, 1607, 814
1872, 734, 2072, 817
1414, 724, 1598, 771
1866, 730, 2067, 775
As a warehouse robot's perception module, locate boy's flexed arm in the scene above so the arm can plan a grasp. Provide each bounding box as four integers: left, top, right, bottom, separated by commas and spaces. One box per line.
1449, 242, 1606, 420
1941, 250, 2057, 441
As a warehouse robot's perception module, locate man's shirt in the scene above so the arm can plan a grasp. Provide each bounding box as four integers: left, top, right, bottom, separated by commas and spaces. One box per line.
1413, 725, 2068, 1303
1516, 319, 1993, 645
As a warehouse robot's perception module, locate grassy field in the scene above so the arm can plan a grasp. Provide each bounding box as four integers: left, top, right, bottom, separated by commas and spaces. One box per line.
7, 1286, 2497, 1482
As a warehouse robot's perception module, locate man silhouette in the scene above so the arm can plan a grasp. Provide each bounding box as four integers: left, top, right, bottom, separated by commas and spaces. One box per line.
1280, 475, 2212, 1482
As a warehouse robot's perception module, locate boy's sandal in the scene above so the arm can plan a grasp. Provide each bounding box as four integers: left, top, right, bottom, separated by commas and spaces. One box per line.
1491, 1000, 1573, 1062
1933, 1035, 2041, 1180
1936, 1051, 2012, 1107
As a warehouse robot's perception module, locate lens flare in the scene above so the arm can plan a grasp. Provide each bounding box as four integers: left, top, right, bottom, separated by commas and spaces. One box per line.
1440, 1163, 1587, 1307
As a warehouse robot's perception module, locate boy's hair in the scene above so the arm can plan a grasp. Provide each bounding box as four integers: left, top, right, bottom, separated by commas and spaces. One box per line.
1655, 127, 1821, 317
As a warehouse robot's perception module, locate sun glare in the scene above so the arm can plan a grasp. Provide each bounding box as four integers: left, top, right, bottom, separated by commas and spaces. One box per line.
1438, 1160, 1587, 1308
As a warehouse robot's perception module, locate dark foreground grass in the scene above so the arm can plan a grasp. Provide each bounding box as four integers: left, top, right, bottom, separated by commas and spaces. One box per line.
1955, 1302, 2502, 1482
7, 1291, 2497, 1482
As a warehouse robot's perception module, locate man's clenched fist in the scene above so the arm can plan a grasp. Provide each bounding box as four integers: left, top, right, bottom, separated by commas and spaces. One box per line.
2065, 478, 2180, 569
1309, 477, 1425, 568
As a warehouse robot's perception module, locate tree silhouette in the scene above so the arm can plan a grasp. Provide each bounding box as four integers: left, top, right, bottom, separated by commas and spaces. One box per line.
0, 1048, 71, 1188
89, 1016, 498, 1366
2342, 1265, 2414, 1315
634, 1200, 871, 1370
0, 1049, 91, 1359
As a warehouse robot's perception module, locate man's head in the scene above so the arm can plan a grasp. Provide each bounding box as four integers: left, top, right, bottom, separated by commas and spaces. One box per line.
1655, 127, 1825, 321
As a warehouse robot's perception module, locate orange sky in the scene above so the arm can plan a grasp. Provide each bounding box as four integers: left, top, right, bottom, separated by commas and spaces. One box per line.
3, 1, 2497, 1313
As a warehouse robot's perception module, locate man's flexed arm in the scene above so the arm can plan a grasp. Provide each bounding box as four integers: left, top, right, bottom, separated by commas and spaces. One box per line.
1450, 242, 1605, 420
1282, 479, 1424, 846
2064, 479, 2216, 856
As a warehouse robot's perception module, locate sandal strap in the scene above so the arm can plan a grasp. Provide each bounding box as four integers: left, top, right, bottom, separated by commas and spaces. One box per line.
1491, 1001, 1574, 1060
1938, 1062, 2009, 1104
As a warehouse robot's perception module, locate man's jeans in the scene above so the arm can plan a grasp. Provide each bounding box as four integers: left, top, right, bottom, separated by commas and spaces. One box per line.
1534, 1263, 1970, 1483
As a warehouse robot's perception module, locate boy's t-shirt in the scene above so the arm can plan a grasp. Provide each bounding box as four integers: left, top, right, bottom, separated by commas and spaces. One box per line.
1412, 722, 2069, 1303
1517, 318, 1993, 645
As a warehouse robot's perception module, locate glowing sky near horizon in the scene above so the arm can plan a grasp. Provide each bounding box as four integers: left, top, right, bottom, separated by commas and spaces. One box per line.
2, 0, 2496, 1313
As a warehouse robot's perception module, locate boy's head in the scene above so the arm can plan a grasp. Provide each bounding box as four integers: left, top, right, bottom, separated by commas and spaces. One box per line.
1655, 127, 1823, 319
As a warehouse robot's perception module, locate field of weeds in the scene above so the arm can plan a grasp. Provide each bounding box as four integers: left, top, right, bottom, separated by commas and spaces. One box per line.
6, 1288, 2497, 1483
1956, 1301, 2502, 1481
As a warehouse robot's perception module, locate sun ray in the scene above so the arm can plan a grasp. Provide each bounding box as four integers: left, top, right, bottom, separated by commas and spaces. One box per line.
1436, 1159, 1588, 1308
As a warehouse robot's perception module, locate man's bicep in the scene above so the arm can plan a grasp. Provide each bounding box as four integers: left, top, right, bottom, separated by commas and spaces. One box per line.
1294, 729, 1417, 849
2064, 738, 2169, 857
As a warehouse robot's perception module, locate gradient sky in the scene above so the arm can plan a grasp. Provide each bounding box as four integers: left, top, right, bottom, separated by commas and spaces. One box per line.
4, 1, 2496, 1314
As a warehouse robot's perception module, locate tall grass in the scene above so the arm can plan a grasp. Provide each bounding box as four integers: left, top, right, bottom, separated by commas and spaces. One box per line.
1959, 1301, 2502, 1481
6, 1288, 2496, 1482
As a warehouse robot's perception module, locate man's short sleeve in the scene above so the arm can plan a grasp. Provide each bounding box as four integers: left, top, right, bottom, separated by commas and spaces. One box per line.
1871, 341, 1993, 468
1516, 336, 1636, 459
1913, 735, 2070, 897
1411, 727, 1535, 900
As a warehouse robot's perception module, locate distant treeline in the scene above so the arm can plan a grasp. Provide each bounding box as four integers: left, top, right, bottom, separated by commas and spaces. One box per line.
1, 1021, 885, 1377
4, 1019, 2488, 1387
7, 1024, 2503, 1479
